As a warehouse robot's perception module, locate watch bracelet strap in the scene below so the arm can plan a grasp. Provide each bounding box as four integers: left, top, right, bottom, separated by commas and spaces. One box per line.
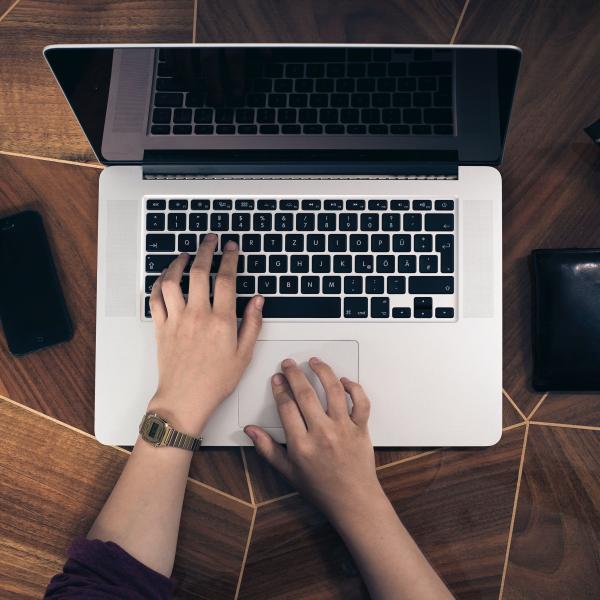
163, 427, 203, 451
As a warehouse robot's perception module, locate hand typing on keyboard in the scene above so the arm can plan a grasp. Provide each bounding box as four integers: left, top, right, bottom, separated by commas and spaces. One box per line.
146, 233, 264, 435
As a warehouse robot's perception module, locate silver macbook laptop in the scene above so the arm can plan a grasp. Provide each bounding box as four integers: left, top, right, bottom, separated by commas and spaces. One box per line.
45, 43, 521, 447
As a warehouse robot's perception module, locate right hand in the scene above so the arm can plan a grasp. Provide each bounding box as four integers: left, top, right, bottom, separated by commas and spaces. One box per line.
244, 357, 383, 522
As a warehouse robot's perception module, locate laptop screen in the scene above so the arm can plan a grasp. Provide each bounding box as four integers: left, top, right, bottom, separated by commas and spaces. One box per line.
44, 45, 520, 168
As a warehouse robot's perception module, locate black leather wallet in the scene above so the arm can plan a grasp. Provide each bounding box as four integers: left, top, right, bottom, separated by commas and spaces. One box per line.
532, 249, 600, 391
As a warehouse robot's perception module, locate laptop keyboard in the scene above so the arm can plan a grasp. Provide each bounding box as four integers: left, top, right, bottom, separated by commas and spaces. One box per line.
142, 197, 457, 321
150, 48, 454, 136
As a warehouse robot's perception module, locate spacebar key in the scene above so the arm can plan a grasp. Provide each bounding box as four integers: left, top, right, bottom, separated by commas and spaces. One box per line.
236, 297, 341, 318
409, 276, 454, 294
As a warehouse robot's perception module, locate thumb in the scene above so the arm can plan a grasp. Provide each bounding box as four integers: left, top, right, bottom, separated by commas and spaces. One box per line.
237, 295, 263, 360
244, 426, 294, 482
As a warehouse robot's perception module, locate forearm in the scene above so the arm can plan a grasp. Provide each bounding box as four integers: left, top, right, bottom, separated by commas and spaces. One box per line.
87, 437, 192, 577
330, 486, 452, 600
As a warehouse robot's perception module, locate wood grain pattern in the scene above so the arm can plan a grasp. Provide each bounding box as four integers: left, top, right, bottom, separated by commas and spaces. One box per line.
240, 427, 524, 599
0, 398, 254, 600
533, 392, 600, 427
457, 0, 600, 417
0, 153, 251, 501
503, 425, 600, 598
0, 0, 18, 21
0, 0, 194, 163
195, 0, 464, 43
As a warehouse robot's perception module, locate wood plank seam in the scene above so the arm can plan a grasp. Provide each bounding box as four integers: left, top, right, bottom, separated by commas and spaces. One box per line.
498, 422, 529, 599
192, 0, 198, 42
530, 420, 600, 432
526, 392, 549, 421
234, 505, 257, 600
0, 0, 21, 24
240, 447, 256, 505
502, 389, 528, 422
450, 0, 471, 44
0, 150, 103, 169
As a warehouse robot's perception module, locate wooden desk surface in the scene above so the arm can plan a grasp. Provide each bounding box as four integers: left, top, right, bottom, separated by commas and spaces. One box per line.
1, 1, 599, 598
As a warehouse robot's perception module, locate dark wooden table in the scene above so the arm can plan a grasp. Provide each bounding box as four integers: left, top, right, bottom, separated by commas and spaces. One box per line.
1, 1, 599, 598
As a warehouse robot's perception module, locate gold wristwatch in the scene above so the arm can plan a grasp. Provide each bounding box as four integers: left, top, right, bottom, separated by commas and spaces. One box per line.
139, 412, 203, 451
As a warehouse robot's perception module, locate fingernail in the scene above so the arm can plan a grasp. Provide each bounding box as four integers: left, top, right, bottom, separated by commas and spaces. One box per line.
206, 233, 217, 242
281, 358, 296, 368
255, 295, 264, 310
272, 373, 284, 385
310, 356, 321, 364
225, 240, 238, 250
244, 427, 257, 441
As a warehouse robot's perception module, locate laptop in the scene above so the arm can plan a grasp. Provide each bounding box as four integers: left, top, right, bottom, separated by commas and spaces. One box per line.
44, 44, 521, 447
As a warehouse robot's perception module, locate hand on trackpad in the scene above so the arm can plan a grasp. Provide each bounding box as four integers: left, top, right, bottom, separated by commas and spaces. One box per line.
237, 340, 359, 428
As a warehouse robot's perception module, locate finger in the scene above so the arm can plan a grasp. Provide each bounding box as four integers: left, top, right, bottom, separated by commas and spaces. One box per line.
341, 377, 371, 427
160, 253, 188, 314
149, 270, 167, 324
188, 233, 217, 310
244, 426, 294, 482
213, 239, 239, 316
281, 359, 327, 427
237, 295, 264, 362
271, 373, 307, 439
308, 357, 348, 420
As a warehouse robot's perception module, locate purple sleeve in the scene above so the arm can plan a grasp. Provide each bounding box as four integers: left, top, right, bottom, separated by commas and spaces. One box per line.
44, 537, 176, 599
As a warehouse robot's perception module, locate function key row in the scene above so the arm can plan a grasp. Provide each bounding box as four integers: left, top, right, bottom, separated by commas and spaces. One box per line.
146, 198, 454, 212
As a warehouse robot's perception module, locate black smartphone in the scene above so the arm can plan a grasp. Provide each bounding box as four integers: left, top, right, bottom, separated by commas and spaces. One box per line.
0, 211, 73, 355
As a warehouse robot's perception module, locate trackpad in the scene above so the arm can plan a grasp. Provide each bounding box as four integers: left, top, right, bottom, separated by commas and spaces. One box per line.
238, 340, 359, 428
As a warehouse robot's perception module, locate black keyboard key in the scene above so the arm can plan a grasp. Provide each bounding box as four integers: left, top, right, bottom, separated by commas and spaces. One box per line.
387, 276, 406, 294
257, 109, 275, 123
154, 93, 183, 107
415, 308, 432, 318
413, 200, 432, 211
301, 276, 320, 294
425, 214, 454, 232
371, 234, 390, 252
189, 213, 208, 231
324, 199, 344, 210
328, 235, 347, 252
248, 255, 267, 273
392, 307, 411, 318
195, 125, 214, 135
152, 108, 171, 124
344, 276, 363, 294
145, 275, 158, 294
151, 125, 170, 135
235, 199, 255, 210
269, 255, 287, 273
355, 255, 374, 273
275, 213, 294, 231
147, 199, 166, 210
232, 213, 251, 231
296, 213, 315, 231
169, 199, 188, 211
366, 276, 384, 294
371, 297, 390, 318
210, 213, 229, 231
236, 108, 255, 123
280, 276, 298, 294
322, 276, 341, 294
360, 214, 379, 231
435, 234, 454, 273
435, 307, 455, 318
333, 255, 352, 273
146, 213, 165, 231
299, 108, 318, 123
302, 199, 321, 211
237, 297, 341, 318
403, 213, 422, 231
168, 213, 186, 231
216, 125, 235, 135
412, 124, 432, 135
376, 255, 395, 273
191, 199, 210, 210
403, 108, 421, 124
414, 297, 432, 309
368, 199, 388, 211
145, 296, 151, 318
213, 199, 232, 210
146, 254, 177, 273
260, 124, 279, 134
278, 108, 297, 123
146, 234, 174, 252
434, 199, 454, 211
312, 255, 330, 273
173, 108, 192, 123
414, 234, 433, 252
178, 234, 197, 252
339, 213, 358, 231
344, 297, 368, 318
317, 213, 336, 231
264, 234, 283, 252
253, 213, 272, 231
280, 199, 299, 210
392, 234, 411, 252
409, 276, 454, 294
215, 109, 234, 124
237, 276, 255, 294
349, 234, 368, 252
242, 234, 261, 252
257, 199, 277, 210
194, 109, 212, 124
303, 124, 323, 134
382, 214, 401, 231
238, 125, 258, 134
391, 200, 410, 211
398, 255, 417, 273
258, 276, 277, 294
347, 199, 365, 211
290, 255, 309, 273
307, 234, 326, 252
285, 234, 304, 252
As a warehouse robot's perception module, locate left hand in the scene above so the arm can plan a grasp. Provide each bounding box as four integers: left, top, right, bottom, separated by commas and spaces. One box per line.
146, 234, 263, 435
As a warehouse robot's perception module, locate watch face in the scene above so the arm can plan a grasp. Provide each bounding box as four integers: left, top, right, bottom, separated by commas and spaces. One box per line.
141, 415, 166, 445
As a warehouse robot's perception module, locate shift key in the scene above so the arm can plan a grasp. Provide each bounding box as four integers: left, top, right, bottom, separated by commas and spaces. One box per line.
409, 276, 454, 294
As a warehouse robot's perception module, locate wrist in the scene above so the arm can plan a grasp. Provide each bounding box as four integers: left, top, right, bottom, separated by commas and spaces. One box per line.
145, 394, 211, 437
327, 481, 391, 532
